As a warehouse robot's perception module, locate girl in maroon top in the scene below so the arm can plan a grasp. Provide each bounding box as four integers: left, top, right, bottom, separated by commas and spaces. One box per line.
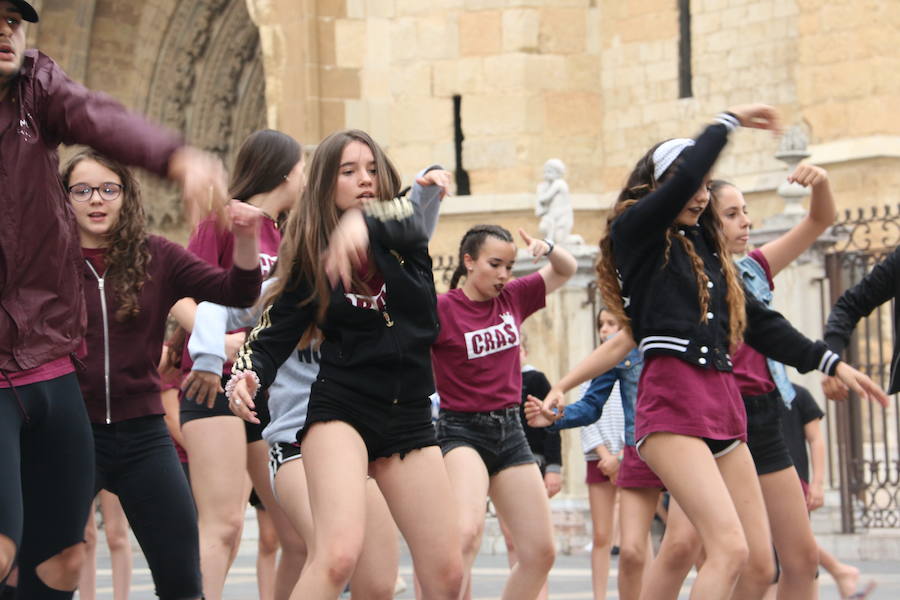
173, 130, 306, 600
644, 167, 855, 600
431, 225, 576, 599
64, 150, 262, 600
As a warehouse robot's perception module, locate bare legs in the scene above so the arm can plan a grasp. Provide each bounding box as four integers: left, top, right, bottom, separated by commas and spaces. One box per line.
586, 480, 617, 599
291, 422, 462, 600
182, 415, 249, 600
618, 487, 659, 600
639, 434, 758, 599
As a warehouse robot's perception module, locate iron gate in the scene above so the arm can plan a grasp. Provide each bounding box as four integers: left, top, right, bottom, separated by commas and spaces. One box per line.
825, 205, 900, 532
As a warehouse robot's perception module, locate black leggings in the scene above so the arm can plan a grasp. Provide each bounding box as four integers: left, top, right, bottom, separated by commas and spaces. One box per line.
0, 373, 95, 599
93, 415, 202, 599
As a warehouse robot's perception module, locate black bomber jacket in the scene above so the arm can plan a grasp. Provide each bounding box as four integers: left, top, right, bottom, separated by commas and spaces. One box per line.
611, 119, 840, 377
234, 194, 440, 404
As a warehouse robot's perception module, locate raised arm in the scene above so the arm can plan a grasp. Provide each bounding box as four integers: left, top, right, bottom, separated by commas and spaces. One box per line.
516, 229, 577, 295
38, 54, 228, 225
413, 166, 451, 240
614, 104, 779, 243
758, 165, 836, 277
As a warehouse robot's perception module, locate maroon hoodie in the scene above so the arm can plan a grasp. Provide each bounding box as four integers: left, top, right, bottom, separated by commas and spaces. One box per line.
0, 50, 183, 373
78, 235, 261, 424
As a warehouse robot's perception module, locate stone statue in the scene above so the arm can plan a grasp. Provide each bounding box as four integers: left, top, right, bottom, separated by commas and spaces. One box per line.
535, 158, 572, 244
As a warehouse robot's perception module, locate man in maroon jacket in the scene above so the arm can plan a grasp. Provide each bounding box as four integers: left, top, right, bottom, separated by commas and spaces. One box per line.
0, 2, 229, 597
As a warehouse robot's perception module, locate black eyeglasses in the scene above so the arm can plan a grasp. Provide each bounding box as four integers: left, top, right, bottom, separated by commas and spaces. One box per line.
68, 182, 124, 202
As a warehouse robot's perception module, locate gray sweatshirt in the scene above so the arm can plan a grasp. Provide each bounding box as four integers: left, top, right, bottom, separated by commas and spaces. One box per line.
188, 168, 445, 446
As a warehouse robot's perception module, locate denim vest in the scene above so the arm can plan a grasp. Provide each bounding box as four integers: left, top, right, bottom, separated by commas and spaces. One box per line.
550, 346, 643, 446
737, 255, 797, 407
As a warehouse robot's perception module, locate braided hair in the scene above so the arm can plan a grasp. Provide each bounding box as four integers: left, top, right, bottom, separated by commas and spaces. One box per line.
449, 225, 514, 289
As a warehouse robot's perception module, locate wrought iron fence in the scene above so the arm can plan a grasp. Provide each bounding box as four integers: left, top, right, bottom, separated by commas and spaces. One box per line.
825, 204, 900, 532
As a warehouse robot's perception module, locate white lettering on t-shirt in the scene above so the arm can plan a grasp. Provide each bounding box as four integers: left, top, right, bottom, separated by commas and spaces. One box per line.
464, 312, 519, 359
260, 253, 277, 277
345, 283, 388, 311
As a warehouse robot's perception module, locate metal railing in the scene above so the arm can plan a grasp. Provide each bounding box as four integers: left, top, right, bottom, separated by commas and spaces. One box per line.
825, 204, 900, 532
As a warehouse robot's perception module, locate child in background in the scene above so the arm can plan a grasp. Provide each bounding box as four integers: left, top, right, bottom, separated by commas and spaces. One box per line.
580, 311, 626, 600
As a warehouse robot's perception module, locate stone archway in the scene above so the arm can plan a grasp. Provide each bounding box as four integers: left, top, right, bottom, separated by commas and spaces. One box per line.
141, 0, 267, 233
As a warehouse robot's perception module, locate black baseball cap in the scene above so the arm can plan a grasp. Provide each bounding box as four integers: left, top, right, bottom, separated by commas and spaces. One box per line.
7, 1, 39, 23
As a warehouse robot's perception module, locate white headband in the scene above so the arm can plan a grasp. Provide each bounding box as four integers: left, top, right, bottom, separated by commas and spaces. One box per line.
652, 138, 695, 181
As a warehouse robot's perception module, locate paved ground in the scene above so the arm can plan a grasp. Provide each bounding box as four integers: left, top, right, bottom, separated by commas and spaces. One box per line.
88, 546, 897, 599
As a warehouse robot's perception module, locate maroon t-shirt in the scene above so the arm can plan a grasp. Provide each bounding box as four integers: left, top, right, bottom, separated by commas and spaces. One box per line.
732, 249, 777, 397
181, 215, 281, 374
343, 257, 387, 310
432, 272, 546, 413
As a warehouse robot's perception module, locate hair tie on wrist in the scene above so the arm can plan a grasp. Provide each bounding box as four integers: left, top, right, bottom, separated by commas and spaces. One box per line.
225, 369, 260, 400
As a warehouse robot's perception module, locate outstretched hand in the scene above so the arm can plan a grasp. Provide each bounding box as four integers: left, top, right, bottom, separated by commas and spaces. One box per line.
726, 104, 782, 135
415, 169, 453, 199
525, 387, 565, 427
168, 146, 230, 230
821, 374, 849, 402
324, 208, 369, 289
833, 362, 889, 407
518, 229, 552, 264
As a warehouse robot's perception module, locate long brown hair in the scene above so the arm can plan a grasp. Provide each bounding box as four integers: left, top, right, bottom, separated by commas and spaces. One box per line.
62, 150, 152, 322
230, 129, 302, 217
261, 129, 401, 347
596, 143, 746, 347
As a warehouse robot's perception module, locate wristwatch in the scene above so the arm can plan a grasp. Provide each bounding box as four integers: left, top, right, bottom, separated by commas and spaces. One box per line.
542, 238, 555, 256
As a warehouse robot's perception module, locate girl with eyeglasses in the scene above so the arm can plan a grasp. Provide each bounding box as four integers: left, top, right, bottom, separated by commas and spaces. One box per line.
63, 150, 262, 600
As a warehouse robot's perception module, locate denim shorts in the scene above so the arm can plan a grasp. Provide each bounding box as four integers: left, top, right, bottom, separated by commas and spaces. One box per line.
436, 407, 536, 476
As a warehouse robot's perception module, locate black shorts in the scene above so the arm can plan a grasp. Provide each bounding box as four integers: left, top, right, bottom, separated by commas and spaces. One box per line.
180, 388, 270, 443
744, 390, 793, 475
299, 379, 437, 462
436, 407, 536, 476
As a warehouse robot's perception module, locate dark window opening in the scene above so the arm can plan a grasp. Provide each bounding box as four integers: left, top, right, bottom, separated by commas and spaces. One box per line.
452, 95, 471, 196
678, 0, 693, 98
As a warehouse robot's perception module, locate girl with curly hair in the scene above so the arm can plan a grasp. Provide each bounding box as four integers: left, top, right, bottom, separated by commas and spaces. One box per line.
63, 150, 263, 600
